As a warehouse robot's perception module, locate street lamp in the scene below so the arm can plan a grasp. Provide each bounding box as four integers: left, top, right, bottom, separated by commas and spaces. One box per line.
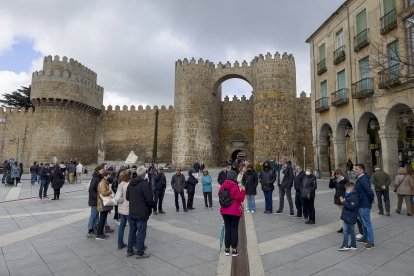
9, 138, 20, 160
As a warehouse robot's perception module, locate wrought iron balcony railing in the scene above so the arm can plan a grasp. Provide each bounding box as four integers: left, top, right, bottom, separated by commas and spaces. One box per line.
352, 78, 374, 99
354, 29, 370, 52
333, 46, 346, 64
317, 58, 327, 75
378, 64, 401, 88
331, 88, 349, 106
380, 9, 397, 35
315, 97, 330, 113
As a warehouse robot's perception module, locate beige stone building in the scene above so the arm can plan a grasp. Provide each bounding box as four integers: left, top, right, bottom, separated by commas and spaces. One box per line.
0, 52, 313, 169
307, 0, 414, 179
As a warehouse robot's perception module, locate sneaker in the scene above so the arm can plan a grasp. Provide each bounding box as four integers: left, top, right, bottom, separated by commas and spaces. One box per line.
364, 243, 375, 249
183, 209, 188, 212
274, 210, 283, 215
104, 226, 115, 233
305, 220, 315, 224
96, 234, 109, 240
357, 238, 367, 243
114, 220, 120, 226
338, 246, 350, 251
232, 249, 239, 257
224, 248, 230, 256
136, 252, 150, 259
153, 211, 158, 215
86, 232, 95, 238
264, 210, 271, 214
349, 246, 358, 250
356, 234, 363, 239
294, 215, 302, 218
289, 212, 295, 216
126, 251, 134, 257
337, 228, 343, 233
159, 210, 166, 214
117, 244, 126, 250
250, 210, 255, 213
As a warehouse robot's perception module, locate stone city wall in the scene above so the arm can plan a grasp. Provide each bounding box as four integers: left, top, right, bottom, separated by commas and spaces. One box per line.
295, 92, 314, 168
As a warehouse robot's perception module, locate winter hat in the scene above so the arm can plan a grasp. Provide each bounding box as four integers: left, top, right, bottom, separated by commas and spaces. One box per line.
226, 170, 238, 182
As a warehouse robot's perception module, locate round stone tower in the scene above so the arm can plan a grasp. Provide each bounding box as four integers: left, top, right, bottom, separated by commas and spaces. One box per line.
172, 58, 220, 167
30, 55, 103, 164
252, 52, 297, 162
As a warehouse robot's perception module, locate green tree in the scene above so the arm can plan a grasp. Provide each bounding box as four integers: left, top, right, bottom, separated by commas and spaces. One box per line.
0, 86, 34, 110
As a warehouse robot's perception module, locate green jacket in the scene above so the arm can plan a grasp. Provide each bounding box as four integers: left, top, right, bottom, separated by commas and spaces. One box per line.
371, 170, 391, 191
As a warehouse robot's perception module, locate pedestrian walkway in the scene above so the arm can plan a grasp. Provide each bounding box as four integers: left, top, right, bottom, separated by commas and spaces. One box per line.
0, 169, 412, 275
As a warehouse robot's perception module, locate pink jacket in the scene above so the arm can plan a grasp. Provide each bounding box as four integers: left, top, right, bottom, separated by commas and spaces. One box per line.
219, 180, 246, 217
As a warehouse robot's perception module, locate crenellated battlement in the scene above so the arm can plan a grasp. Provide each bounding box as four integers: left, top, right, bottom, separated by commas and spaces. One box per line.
222, 95, 253, 103
176, 51, 294, 70
0, 107, 35, 115
32, 69, 103, 92
43, 55, 97, 82
104, 105, 174, 112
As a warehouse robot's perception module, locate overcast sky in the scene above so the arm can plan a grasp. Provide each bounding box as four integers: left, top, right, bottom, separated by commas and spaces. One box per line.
0, 0, 344, 107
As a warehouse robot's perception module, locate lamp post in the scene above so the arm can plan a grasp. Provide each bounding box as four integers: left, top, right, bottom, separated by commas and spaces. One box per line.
9, 138, 20, 160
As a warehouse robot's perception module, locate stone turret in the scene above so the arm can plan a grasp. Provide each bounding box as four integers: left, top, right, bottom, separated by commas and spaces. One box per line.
30, 55, 103, 164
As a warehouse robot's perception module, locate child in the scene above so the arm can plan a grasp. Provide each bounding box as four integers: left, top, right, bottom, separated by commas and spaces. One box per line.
338, 182, 359, 251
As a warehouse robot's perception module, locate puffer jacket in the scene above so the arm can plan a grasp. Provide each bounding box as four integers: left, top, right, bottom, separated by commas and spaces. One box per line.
126, 176, 155, 220
186, 172, 198, 194
395, 174, 414, 195
97, 178, 113, 212
117, 181, 130, 215
259, 169, 275, 191
219, 180, 246, 217
242, 169, 258, 195
201, 175, 212, 193
51, 170, 65, 189
341, 191, 359, 224
293, 170, 305, 191
329, 177, 347, 205
302, 174, 317, 198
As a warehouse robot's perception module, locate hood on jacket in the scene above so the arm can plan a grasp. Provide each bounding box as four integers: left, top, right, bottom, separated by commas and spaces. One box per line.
262, 161, 271, 171
226, 170, 238, 182
129, 176, 147, 187
92, 172, 101, 179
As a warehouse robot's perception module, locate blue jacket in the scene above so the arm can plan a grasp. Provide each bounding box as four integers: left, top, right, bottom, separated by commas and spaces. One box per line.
201, 175, 212, 193
341, 191, 359, 224
355, 174, 374, 208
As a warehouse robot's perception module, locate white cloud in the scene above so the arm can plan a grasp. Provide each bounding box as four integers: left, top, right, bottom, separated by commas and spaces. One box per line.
0, 71, 31, 94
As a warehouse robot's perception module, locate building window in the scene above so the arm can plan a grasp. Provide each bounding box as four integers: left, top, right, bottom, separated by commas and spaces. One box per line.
334, 29, 346, 64
387, 40, 400, 67
378, 40, 401, 88
317, 43, 327, 74
381, 0, 397, 34
405, 15, 414, 74
321, 80, 327, 98
337, 70, 346, 90
359, 56, 370, 80
354, 9, 370, 51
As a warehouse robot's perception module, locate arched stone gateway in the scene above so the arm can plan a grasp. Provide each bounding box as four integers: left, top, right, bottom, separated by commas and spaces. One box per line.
333, 118, 354, 174
318, 123, 334, 177
172, 53, 299, 167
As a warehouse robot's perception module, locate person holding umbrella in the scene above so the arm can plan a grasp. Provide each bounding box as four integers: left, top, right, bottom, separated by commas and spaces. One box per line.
218, 170, 246, 257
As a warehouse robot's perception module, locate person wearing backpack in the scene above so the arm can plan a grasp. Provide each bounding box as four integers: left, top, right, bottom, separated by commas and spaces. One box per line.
218, 170, 246, 257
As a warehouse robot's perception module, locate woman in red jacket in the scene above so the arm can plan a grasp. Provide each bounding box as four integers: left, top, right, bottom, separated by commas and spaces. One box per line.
218, 170, 246, 257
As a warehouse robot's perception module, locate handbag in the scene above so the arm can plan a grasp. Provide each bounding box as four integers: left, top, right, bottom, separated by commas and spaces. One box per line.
100, 193, 117, 206
394, 175, 406, 193
301, 187, 311, 200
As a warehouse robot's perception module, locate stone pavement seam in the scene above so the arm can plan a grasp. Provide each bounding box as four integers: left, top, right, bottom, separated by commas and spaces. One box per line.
4, 186, 21, 202
0, 208, 89, 220
365, 244, 414, 276
0, 247, 11, 276
244, 211, 265, 276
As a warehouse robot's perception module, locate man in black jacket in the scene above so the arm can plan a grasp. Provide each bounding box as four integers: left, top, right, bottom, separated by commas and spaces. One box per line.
259, 160, 276, 213
275, 157, 295, 215
126, 166, 155, 258
293, 165, 306, 218
87, 165, 104, 238
39, 163, 51, 199
217, 164, 228, 185
153, 166, 167, 215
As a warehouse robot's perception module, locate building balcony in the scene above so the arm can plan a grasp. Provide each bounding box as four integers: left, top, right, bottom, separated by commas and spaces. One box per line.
331, 88, 349, 106
352, 78, 374, 99
354, 29, 370, 52
315, 97, 330, 113
378, 64, 401, 88
380, 9, 397, 35
317, 59, 327, 75
333, 46, 346, 64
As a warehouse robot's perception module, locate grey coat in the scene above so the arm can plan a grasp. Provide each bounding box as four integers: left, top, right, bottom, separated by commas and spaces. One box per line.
395, 174, 414, 195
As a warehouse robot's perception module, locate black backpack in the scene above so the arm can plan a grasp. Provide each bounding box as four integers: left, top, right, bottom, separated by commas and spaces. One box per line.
219, 188, 232, 207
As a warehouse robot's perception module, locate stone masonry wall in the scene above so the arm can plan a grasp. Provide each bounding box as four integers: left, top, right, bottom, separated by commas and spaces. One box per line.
295, 92, 314, 168
102, 105, 174, 163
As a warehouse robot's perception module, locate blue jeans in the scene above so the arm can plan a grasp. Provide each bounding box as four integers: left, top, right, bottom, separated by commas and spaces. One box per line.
2, 172, 7, 184
127, 217, 148, 255
39, 179, 49, 197
31, 173, 37, 184
359, 208, 374, 243
263, 190, 273, 212
88, 206, 99, 231
247, 194, 256, 211
342, 222, 356, 247
118, 214, 129, 247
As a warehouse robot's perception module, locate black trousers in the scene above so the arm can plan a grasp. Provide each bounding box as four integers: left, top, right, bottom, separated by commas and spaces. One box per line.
295, 189, 303, 216
113, 205, 119, 220
187, 193, 195, 209
174, 191, 186, 210
97, 211, 109, 235
53, 188, 60, 199
303, 197, 315, 222
223, 214, 240, 249
375, 190, 390, 214
203, 192, 212, 207
154, 190, 165, 211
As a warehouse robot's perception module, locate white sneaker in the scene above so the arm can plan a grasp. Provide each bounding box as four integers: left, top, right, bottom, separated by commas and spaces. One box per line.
250, 210, 255, 213
356, 234, 363, 239
245, 207, 248, 211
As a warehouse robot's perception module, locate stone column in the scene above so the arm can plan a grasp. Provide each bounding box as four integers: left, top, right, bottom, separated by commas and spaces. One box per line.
333, 138, 347, 172
378, 129, 399, 180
